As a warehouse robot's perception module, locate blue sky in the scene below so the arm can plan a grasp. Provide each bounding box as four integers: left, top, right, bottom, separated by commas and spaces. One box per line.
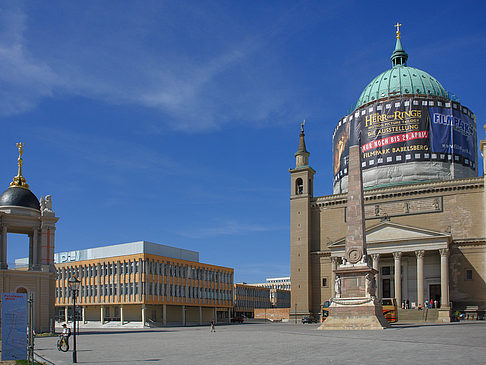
2, 1, 485, 282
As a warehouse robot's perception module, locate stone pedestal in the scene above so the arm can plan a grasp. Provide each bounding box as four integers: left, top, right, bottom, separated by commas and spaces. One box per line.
437, 307, 451, 323
319, 264, 389, 330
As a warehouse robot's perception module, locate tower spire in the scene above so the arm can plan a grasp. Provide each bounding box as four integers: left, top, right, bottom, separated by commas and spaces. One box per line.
391, 22, 408, 67
10, 142, 30, 189
295, 121, 309, 168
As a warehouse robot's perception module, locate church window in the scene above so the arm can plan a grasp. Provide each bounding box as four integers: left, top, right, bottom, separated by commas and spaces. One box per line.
381, 266, 391, 275
296, 178, 304, 195
322, 277, 328, 287
465, 269, 473, 280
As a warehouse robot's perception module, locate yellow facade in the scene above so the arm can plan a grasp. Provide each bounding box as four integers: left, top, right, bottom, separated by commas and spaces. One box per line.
55, 250, 234, 326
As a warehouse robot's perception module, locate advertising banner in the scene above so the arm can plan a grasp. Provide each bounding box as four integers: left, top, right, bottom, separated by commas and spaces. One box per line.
1, 293, 27, 361
333, 98, 476, 185
429, 106, 476, 165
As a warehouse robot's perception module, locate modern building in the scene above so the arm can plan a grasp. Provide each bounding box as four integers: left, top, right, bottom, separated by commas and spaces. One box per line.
290, 28, 486, 322
0, 143, 59, 333
51, 241, 234, 326
271, 289, 291, 308
251, 277, 291, 291
248, 277, 291, 308
233, 283, 271, 318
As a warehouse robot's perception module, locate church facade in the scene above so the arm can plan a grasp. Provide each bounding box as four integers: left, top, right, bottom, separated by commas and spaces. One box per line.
290, 29, 486, 321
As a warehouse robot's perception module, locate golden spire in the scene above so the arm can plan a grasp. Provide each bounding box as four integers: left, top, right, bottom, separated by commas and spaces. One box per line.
394, 22, 402, 39
10, 142, 30, 189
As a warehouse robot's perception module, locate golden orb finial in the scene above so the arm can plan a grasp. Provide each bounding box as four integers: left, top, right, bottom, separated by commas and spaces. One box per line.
394, 22, 402, 39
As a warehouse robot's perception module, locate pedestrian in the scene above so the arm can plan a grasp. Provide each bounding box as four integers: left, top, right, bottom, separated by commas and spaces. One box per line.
425, 300, 429, 309
210, 320, 215, 332
406, 299, 410, 309
434, 299, 439, 308
61, 323, 71, 340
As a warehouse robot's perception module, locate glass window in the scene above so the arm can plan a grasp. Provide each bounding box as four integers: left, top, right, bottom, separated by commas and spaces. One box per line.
466, 269, 473, 280
381, 266, 391, 276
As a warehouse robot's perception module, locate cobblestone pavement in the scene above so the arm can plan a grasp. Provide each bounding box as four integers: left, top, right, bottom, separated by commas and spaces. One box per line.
34, 321, 486, 365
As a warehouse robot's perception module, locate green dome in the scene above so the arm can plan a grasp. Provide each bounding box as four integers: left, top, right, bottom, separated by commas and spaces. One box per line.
354, 37, 449, 110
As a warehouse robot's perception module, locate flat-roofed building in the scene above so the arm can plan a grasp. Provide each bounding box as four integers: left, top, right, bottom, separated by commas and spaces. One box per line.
251, 277, 291, 291
49, 241, 234, 327
233, 283, 271, 318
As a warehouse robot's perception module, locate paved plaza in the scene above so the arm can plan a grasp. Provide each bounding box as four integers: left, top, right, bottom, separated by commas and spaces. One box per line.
35, 321, 486, 365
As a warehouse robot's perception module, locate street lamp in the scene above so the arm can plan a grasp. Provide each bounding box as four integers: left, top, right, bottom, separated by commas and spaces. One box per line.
68, 276, 80, 363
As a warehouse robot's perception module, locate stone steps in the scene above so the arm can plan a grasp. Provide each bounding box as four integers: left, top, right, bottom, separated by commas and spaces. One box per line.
397, 308, 439, 322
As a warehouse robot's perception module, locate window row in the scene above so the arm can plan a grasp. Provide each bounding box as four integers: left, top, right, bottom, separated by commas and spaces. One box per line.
56, 283, 233, 301
56, 261, 233, 284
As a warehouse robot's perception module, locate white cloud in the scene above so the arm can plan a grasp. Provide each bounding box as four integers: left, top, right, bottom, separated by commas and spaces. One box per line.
0, 3, 304, 132
177, 219, 285, 239
0, 6, 62, 115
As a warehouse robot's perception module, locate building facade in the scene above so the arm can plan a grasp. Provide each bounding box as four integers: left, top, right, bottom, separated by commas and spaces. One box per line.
233, 283, 271, 318
251, 277, 291, 291
53, 241, 234, 326
290, 31, 486, 321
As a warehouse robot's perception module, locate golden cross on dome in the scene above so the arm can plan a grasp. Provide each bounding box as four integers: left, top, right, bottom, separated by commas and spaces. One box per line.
394, 22, 402, 39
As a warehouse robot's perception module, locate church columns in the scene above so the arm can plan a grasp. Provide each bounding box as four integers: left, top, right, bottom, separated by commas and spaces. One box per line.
415, 250, 425, 308
439, 248, 450, 308
371, 254, 380, 297
0, 224, 7, 269
393, 252, 402, 306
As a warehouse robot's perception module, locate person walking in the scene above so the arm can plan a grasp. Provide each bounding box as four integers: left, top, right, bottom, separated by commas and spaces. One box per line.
210, 320, 216, 332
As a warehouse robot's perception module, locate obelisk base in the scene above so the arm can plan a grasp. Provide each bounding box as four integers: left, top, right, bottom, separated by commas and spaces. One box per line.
318, 297, 390, 330
319, 264, 389, 330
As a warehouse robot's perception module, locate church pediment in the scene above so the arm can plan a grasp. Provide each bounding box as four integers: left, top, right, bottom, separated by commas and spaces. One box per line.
329, 221, 450, 251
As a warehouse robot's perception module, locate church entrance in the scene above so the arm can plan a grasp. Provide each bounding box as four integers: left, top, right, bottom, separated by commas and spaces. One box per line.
382, 278, 391, 298
429, 284, 441, 306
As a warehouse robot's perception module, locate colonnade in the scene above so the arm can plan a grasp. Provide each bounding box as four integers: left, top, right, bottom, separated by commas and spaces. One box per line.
332, 248, 450, 308
64, 304, 232, 326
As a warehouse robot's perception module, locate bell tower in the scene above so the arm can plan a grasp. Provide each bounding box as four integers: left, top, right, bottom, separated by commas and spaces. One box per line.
290, 121, 315, 320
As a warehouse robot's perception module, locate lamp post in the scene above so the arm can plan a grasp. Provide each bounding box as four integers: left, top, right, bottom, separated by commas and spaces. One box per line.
68, 276, 80, 363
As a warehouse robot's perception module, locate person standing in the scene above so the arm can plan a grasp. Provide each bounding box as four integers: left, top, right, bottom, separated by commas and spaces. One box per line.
210, 320, 216, 332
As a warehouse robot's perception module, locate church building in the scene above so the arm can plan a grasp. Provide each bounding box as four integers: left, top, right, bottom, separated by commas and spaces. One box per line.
290, 26, 486, 322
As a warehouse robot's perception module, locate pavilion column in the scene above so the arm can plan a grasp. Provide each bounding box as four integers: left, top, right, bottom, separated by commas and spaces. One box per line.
199, 306, 203, 325
439, 248, 450, 308
415, 250, 425, 308
141, 304, 146, 326
100, 306, 105, 325
163, 304, 167, 326
228, 308, 231, 324
371, 253, 380, 298
0, 225, 7, 269
393, 251, 402, 306
65, 306, 69, 323
331, 257, 339, 297
82, 306, 86, 324
182, 305, 186, 326
32, 229, 39, 270
120, 305, 124, 325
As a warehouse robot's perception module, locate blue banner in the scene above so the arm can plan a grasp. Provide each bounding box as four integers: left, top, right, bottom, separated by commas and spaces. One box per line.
430, 106, 476, 164
1, 293, 27, 361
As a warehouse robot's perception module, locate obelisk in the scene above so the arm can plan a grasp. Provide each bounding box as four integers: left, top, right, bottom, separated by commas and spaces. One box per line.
319, 145, 389, 330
